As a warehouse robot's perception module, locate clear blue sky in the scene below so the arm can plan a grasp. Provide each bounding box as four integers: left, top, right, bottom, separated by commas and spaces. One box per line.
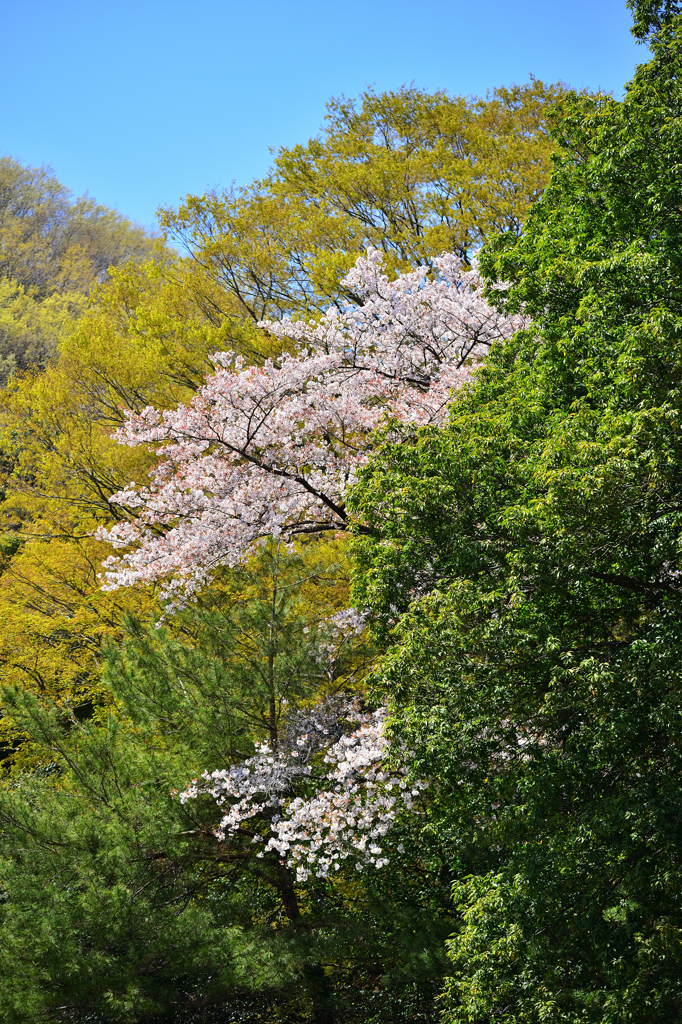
0, 0, 645, 230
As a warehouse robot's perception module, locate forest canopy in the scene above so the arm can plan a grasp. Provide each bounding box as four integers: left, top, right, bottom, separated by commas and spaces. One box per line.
1, 8, 681, 1021
161, 80, 562, 321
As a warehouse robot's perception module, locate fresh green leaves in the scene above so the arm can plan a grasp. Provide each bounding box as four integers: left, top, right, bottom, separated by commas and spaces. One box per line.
349, 14, 682, 1023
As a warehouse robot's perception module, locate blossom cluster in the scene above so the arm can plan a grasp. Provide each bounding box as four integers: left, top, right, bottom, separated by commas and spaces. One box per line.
180, 700, 426, 882
96, 249, 525, 602
325, 607, 367, 639
261, 250, 518, 382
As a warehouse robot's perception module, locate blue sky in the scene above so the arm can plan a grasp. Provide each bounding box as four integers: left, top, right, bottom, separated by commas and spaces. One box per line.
0, 0, 644, 230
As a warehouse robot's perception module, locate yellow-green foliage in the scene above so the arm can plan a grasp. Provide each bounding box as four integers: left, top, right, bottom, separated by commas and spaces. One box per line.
0, 155, 156, 297
0, 278, 88, 384
0, 155, 160, 381
0, 251, 289, 748
161, 80, 563, 320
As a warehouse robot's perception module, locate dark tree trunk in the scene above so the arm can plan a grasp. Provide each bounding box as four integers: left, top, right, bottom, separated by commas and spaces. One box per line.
303, 962, 335, 1024
275, 861, 336, 1023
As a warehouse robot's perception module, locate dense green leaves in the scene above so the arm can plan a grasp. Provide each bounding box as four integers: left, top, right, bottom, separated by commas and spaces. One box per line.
349, 15, 682, 1023
0, 695, 247, 1023
627, 0, 682, 39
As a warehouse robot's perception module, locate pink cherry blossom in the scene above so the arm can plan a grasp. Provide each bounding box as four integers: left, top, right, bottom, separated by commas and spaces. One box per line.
97, 249, 524, 603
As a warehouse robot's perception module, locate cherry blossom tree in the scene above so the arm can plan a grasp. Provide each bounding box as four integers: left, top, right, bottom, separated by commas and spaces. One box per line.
95, 252, 515, 873
179, 697, 427, 881
96, 249, 525, 604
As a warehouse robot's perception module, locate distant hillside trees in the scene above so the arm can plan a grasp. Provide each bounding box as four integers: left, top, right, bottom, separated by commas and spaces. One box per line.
0, 156, 157, 380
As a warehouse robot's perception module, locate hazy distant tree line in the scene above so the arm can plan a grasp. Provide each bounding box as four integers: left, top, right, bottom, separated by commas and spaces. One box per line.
0, 157, 157, 381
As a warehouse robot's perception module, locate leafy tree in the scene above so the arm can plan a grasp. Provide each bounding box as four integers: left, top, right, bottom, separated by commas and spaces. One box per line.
627, 0, 682, 39
0, 534, 152, 768
161, 81, 563, 321
0, 251, 275, 728
348, 14, 682, 1023
0, 80, 568, 1017
0, 240, 509, 735
0, 80, 562, 725
0, 277, 87, 383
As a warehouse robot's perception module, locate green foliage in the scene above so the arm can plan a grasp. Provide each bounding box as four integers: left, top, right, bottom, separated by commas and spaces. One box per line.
349, 16, 682, 1023
0, 80, 562, 744
0, 692, 270, 1023
110, 539, 369, 758
627, 0, 682, 39
0, 156, 155, 297
0, 156, 158, 381
0, 543, 450, 1022
0, 69, 634, 1024
0, 248, 275, 728
0, 277, 87, 383
161, 81, 562, 320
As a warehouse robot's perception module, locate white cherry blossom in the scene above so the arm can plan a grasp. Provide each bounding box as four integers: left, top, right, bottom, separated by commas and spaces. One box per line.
179, 700, 427, 881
